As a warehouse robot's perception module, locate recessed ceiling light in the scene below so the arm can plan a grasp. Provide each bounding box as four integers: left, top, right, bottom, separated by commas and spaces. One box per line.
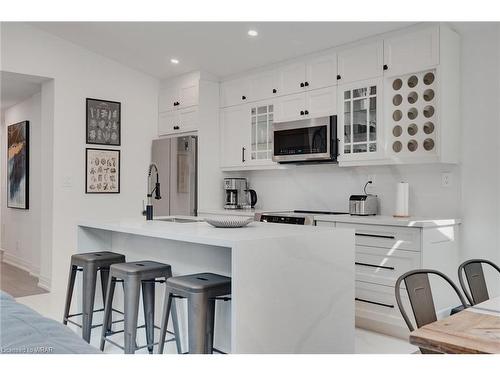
170, 58, 179, 64
247, 30, 258, 37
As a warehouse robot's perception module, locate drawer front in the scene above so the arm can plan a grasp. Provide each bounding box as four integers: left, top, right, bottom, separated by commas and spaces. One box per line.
355, 281, 415, 330
355, 246, 421, 287
336, 222, 421, 252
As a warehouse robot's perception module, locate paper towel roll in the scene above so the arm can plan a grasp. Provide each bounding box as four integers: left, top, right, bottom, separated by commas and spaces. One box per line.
394, 182, 409, 217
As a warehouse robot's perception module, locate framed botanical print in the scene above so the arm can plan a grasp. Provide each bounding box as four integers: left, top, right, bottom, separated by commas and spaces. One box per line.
86, 98, 121, 146
7, 121, 29, 209
85, 148, 120, 193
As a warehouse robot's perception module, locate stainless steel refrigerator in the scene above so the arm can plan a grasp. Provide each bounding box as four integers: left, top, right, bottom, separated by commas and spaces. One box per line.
151, 135, 197, 216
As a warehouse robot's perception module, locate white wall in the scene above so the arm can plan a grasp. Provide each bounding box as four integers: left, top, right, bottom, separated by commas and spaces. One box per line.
1, 92, 42, 276
1, 23, 159, 298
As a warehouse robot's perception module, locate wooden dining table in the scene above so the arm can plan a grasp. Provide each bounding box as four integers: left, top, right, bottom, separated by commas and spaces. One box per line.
409, 296, 500, 354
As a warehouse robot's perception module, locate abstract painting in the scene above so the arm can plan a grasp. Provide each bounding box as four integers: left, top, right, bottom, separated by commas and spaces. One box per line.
86, 98, 121, 146
7, 121, 29, 209
85, 148, 120, 193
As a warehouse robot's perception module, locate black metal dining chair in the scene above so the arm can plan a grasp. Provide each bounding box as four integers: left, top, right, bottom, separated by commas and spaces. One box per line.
458, 259, 500, 306
395, 269, 468, 354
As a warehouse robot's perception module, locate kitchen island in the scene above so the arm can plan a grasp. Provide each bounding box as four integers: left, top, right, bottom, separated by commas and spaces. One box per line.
77, 218, 354, 354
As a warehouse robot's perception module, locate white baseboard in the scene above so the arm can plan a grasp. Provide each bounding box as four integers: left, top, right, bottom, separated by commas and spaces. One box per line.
2, 251, 51, 291
37, 275, 51, 291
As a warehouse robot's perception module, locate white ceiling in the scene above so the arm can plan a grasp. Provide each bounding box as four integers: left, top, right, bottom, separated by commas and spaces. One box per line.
30, 22, 415, 80
0, 72, 48, 112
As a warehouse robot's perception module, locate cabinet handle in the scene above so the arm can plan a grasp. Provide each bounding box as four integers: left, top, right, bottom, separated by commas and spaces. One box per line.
336, 74, 341, 80
355, 262, 395, 271
173, 125, 180, 130
242, 95, 247, 100
300, 82, 305, 88
304, 81, 309, 87
272, 88, 277, 94
300, 110, 305, 116
355, 298, 394, 309
304, 110, 309, 115
383, 64, 388, 71
242, 147, 246, 163
173, 101, 180, 107
355, 233, 395, 240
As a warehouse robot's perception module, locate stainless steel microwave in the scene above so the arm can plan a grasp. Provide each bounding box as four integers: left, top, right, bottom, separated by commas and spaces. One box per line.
272, 116, 337, 163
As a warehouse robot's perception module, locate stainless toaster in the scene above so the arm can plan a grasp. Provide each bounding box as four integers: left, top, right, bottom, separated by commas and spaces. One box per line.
349, 194, 378, 216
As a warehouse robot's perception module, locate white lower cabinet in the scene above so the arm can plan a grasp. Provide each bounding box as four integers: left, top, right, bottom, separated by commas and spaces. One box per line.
317, 219, 460, 339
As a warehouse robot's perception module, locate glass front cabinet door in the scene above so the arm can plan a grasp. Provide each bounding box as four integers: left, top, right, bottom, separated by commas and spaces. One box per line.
338, 78, 383, 163
249, 102, 274, 164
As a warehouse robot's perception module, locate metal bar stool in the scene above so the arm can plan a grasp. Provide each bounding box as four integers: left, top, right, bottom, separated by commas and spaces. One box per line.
100, 261, 181, 354
158, 272, 231, 354
63, 251, 126, 343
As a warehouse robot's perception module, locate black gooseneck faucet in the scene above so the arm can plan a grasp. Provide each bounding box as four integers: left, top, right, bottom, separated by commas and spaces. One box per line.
145, 163, 161, 220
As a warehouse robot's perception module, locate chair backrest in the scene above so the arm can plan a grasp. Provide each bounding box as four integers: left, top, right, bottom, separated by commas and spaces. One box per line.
395, 269, 467, 333
458, 259, 500, 305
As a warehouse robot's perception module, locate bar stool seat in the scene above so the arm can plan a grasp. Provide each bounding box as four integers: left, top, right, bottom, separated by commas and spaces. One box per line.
63, 251, 126, 343
158, 272, 231, 354
100, 261, 181, 354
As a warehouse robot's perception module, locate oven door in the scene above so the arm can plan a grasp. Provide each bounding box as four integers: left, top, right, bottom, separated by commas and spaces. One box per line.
272, 116, 334, 163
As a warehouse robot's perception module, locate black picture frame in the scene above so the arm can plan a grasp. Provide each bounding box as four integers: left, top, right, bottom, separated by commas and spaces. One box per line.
85, 148, 120, 194
86, 98, 121, 146
7, 120, 29, 209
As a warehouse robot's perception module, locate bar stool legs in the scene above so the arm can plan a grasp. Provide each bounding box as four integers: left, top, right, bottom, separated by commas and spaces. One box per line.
82, 263, 98, 343
158, 292, 183, 354
63, 265, 78, 326
188, 293, 209, 354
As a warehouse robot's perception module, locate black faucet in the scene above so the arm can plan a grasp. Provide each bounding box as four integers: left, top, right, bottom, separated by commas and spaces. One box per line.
145, 163, 161, 220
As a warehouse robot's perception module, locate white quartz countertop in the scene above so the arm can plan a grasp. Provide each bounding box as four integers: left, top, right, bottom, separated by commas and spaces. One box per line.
314, 214, 461, 228
78, 217, 343, 248
198, 208, 257, 217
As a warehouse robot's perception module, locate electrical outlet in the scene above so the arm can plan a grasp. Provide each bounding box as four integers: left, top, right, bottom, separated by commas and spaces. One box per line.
367, 175, 376, 187
442, 172, 452, 188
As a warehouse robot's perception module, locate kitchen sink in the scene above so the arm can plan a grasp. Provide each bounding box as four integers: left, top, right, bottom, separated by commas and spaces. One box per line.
154, 217, 203, 223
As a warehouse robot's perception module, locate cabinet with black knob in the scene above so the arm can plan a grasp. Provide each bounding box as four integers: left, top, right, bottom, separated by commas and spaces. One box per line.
158, 106, 198, 136
337, 40, 384, 84
159, 75, 199, 112
274, 86, 337, 123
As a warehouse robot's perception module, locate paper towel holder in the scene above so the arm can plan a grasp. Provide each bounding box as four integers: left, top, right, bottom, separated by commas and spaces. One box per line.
393, 181, 410, 218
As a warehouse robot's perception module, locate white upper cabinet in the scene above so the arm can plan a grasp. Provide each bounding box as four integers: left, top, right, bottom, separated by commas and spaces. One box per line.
277, 54, 337, 96
337, 41, 384, 84
274, 86, 337, 123
250, 70, 279, 101
158, 106, 198, 136
306, 86, 337, 118
219, 105, 249, 168
274, 93, 305, 123
337, 78, 383, 164
277, 62, 307, 96
384, 26, 439, 77
306, 53, 338, 90
220, 77, 251, 107
159, 75, 199, 111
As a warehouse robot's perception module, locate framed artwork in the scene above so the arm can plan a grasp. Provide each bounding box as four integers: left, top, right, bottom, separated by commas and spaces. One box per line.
7, 121, 30, 209
86, 98, 121, 146
85, 148, 120, 193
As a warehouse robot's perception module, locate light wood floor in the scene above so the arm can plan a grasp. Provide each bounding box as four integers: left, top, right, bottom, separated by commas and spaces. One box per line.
0, 262, 48, 298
